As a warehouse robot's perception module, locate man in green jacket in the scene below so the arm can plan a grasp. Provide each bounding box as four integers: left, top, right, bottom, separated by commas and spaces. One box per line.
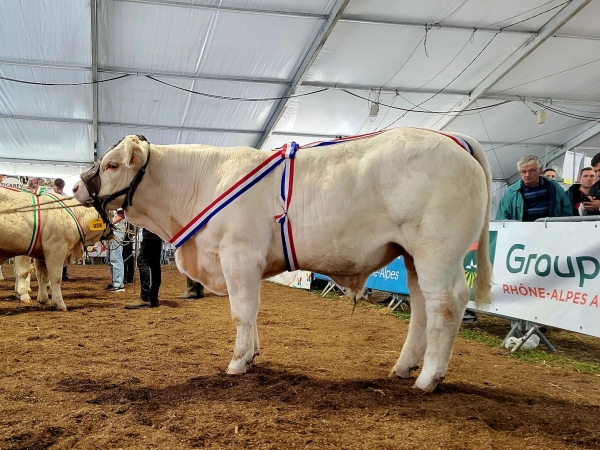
496, 155, 572, 221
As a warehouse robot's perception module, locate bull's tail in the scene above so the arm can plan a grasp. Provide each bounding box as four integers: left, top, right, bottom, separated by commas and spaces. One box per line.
452, 133, 493, 304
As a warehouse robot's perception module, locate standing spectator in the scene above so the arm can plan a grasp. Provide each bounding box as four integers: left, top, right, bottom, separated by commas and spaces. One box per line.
496, 155, 572, 222
125, 228, 162, 309
51, 178, 70, 281
542, 168, 557, 180
121, 222, 135, 284
104, 209, 126, 292
566, 167, 595, 216
51, 178, 65, 195
176, 276, 205, 299
580, 152, 600, 215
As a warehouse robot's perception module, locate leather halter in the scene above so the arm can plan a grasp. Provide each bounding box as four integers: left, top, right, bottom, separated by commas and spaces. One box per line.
79, 135, 150, 231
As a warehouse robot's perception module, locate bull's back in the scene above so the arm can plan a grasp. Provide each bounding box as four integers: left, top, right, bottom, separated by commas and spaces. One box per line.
279, 128, 487, 268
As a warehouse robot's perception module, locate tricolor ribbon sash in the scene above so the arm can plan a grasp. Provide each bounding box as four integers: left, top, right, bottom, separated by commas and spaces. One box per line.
170, 150, 288, 249
42, 192, 86, 244
1, 186, 42, 256
274, 142, 299, 271
167, 128, 474, 271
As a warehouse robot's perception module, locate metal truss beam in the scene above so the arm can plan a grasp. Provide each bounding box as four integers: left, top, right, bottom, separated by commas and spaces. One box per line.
254, 0, 350, 149
429, 0, 592, 131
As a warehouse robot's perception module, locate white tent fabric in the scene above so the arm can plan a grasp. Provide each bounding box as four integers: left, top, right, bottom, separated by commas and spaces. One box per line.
1, 0, 600, 182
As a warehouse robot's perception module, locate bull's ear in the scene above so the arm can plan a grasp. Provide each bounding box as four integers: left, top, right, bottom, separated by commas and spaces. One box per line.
123, 135, 146, 168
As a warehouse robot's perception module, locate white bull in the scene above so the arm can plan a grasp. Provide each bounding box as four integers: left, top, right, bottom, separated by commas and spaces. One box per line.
0, 188, 105, 311
73, 128, 492, 392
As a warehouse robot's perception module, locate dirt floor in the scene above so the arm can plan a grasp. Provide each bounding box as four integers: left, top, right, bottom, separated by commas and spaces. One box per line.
1, 263, 599, 450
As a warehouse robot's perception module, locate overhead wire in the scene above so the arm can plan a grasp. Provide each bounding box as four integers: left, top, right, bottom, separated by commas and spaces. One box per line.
145, 75, 329, 101
533, 101, 600, 121
0, 73, 130, 86
492, 57, 600, 95
475, 100, 506, 179
480, 0, 567, 29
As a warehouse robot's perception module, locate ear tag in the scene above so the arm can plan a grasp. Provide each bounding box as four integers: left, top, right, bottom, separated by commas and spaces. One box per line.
90, 218, 107, 231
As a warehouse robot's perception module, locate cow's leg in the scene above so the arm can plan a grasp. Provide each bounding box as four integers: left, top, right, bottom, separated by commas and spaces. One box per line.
391, 256, 427, 378
34, 259, 52, 307
0, 264, 3, 281
38, 251, 68, 312
413, 263, 469, 392
14, 256, 32, 304
219, 247, 264, 375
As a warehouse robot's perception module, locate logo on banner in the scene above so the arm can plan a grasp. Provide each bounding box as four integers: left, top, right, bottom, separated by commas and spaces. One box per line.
463, 231, 497, 300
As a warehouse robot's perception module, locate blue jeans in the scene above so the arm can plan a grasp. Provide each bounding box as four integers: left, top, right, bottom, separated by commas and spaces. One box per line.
107, 229, 125, 287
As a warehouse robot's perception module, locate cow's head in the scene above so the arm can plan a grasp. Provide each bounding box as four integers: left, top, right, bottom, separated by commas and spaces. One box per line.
73, 135, 150, 222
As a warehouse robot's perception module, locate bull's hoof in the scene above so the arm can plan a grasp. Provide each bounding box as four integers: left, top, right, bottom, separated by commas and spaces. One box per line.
226, 367, 245, 375
56, 305, 68, 312
389, 365, 419, 379
413, 374, 445, 392
19, 295, 32, 304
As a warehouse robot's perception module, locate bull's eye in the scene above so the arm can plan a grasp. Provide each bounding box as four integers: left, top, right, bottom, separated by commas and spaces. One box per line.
107, 162, 119, 170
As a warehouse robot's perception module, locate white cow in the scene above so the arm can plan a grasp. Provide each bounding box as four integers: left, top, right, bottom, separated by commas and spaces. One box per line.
73, 128, 492, 392
0, 188, 105, 311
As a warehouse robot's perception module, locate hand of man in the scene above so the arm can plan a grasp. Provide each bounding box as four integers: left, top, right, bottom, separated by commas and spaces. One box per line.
582, 198, 600, 211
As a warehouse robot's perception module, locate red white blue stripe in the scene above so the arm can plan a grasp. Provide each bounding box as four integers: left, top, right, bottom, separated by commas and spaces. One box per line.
170, 150, 287, 248
274, 142, 299, 272
426, 130, 474, 155
168, 128, 475, 270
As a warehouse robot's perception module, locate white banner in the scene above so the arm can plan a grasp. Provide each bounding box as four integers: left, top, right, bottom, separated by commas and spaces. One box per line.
469, 221, 600, 338
269, 271, 312, 290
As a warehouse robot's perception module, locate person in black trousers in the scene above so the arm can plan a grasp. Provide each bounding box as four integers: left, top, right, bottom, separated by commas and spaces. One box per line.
125, 228, 162, 309
121, 222, 135, 284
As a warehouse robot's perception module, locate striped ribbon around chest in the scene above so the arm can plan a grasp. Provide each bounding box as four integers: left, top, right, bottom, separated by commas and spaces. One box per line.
1, 186, 42, 256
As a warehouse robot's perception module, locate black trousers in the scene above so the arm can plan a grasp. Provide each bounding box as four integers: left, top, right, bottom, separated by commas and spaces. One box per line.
122, 240, 135, 283
137, 239, 162, 302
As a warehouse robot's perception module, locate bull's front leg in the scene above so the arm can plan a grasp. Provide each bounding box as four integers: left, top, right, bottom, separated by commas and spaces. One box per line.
219, 246, 265, 375
14, 256, 33, 304
37, 252, 68, 312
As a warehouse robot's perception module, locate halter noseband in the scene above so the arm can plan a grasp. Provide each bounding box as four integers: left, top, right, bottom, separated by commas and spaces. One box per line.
80, 135, 151, 230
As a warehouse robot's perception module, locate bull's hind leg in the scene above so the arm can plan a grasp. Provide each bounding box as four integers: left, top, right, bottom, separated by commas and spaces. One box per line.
391, 255, 427, 378
40, 248, 68, 312
413, 263, 470, 392
34, 259, 52, 308
219, 245, 265, 375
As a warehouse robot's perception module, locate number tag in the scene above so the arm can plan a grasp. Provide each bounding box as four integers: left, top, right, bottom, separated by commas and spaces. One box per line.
90, 218, 106, 231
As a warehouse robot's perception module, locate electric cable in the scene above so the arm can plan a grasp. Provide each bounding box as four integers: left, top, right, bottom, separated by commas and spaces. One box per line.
492, 57, 600, 95
481, 0, 567, 29
475, 100, 506, 179
0, 74, 130, 86
146, 76, 328, 101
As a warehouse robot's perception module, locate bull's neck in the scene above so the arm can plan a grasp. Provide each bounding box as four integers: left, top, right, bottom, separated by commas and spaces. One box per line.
124, 144, 257, 243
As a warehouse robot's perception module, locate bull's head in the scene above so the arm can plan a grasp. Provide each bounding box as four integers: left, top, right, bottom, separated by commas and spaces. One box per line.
73, 135, 150, 223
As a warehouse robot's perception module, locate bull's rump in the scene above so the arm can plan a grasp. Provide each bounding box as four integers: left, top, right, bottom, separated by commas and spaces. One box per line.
274, 128, 488, 273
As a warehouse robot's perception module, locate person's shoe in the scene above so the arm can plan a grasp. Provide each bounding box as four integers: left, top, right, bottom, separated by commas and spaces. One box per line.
462, 310, 478, 324
62, 276, 70, 282
124, 299, 151, 309
106, 285, 125, 293
150, 298, 160, 308
104, 283, 114, 291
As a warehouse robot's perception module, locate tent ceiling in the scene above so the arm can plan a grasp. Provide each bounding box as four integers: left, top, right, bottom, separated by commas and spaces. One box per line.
1, 0, 600, 182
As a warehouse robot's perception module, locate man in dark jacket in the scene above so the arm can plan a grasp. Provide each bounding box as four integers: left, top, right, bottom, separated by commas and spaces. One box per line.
125, 228, 163, 309
496, 155, 572, 221
581, 153, 600, 216
566, 167, 595, 216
